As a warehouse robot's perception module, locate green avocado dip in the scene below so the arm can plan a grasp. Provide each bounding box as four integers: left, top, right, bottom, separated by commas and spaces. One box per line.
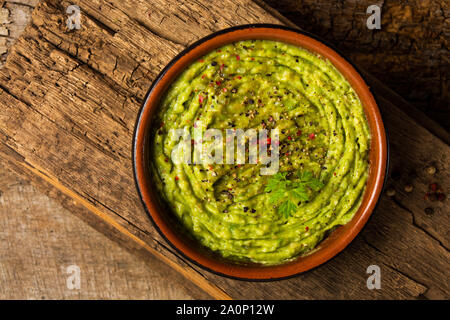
150, 40, 371, 265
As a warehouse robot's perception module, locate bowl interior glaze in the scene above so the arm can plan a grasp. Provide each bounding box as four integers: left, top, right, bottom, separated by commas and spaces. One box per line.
133, 25, 387, 280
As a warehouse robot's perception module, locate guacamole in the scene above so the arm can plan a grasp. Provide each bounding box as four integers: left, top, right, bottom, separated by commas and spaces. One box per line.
150, 40, 371, 265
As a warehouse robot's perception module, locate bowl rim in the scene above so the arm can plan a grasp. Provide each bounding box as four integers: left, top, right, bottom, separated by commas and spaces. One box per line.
132, 24, 388, 281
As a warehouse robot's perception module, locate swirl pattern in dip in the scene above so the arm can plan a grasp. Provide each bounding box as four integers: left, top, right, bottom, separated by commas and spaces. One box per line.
150, 40, 371, 265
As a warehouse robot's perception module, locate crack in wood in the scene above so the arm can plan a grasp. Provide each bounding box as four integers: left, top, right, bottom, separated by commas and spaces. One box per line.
0, 81, 33, 108
31, 21, 146, 106
5, 1, 35, 9
89, 0, 186, 46
150, 235, 231, 297
362, 236, 384, 254
383, 263, 430, 298
362, 237, 430, 298
84, 191, 153, 238
392, 197, 449, 252
0, 81, 125, 162
81, 9, 117, 36
132, 17, 186, 47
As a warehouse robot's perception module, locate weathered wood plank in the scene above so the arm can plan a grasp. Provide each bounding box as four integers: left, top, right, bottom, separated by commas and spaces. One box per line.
0, 1, 39, 66
363, 196, 449, 300
378, 96, 449, 250
0, 141, 229, 299
0, 157, 210, 299
0, 0, 448, 299
262, 0, 450, 131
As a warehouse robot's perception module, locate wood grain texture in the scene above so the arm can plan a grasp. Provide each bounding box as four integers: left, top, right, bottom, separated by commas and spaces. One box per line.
0, 0, 448, 299
0, 0, 39, 66
0, 163, 210, 299
262, 0, 450, 131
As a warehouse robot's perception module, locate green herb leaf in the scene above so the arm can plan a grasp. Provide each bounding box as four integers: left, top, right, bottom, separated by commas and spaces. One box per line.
264, 172, 288, 193
278, 200, 297, 218
299, 171, 313, 182
292, 187, 309, 201
269, 189, 285, 203
266, 171, 323, 218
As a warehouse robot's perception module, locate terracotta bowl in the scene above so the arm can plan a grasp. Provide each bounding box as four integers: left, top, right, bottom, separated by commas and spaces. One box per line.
133, 24, 388, 280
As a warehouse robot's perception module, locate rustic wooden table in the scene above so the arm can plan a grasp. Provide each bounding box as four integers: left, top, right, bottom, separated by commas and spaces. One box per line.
0, 0, 448, 299
0, 168, 210, 299
0, 0, 212, 300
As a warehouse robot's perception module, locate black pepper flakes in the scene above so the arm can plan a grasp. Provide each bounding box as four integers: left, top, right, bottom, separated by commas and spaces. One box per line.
424, 207, 434, 216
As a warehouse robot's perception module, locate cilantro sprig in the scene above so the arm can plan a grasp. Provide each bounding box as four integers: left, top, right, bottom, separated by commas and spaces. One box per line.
265, 171, 324, 218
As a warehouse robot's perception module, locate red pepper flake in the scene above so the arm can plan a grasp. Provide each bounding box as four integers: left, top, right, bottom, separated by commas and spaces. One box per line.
237, 164, 241, 168
220, 64, 225, 71
236, 76, 242, 80
199, 95, 204, 104
208, 165, 214, 170
308, 133, 316, 140
199, 59, 204, 63
333, 172, 337, 176
297, 130, 302, 136
175, 176, 179, 181
266, 138, 271, 145
305, 226, 309, 231
430, 183, 438, 191
164, 158, 169, 162
201, 74, 206, 79
215, 80, 221, 86
285, 152, 290, 156
236, 55, 240, 61
217, 49, 221, 52
251, 57, 255, 61
287, 136, 292, 141
228, 188, 233, 191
